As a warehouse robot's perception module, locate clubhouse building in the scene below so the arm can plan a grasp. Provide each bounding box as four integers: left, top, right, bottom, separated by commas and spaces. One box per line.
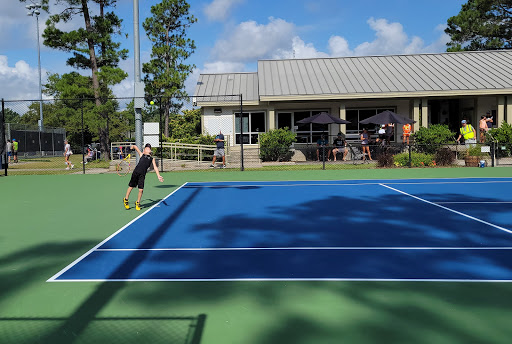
194, 50, 512, 146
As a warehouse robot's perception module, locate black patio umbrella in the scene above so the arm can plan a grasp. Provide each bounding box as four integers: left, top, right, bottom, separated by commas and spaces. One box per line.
297, 112, 350, 169
359, 110, 416, 125
296, 112, 351, 125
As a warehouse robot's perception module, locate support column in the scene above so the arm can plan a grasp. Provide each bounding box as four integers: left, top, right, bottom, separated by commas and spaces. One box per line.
421, 98, 428, 128
339, 103, 346, 135
506, 96, 512, 124
498, 96, 505, 127
413, 99, 420, 131
268, 108, 275, 131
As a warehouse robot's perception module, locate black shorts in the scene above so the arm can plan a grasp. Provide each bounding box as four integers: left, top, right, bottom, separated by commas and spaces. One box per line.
129, 172, 146, 189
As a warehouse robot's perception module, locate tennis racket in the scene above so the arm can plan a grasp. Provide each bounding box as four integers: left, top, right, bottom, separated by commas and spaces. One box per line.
116, 153, 131, 176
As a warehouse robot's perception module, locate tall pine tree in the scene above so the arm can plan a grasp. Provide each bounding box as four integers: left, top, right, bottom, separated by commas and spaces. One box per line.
446, 0, 512, 51
20, 0, 128, 158
142, 0, 197, 138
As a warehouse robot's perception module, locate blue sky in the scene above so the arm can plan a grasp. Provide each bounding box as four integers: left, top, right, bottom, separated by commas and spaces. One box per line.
0, 0, 466, 101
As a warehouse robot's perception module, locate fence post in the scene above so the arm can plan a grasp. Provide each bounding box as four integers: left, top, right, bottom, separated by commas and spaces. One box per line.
159, 96, 163, 172
239, 94, 244, 171
81, 97, 85, 174
408, 144, 412, 168
2, 98, 7, 176
491, 140, 495, 167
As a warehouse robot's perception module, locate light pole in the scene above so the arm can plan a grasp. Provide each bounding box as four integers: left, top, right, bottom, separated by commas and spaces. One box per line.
26, 2, 44, 132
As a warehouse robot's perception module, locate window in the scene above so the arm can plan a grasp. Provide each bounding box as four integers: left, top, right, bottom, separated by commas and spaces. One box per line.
277, 113, 292, 130
234, 112, 265, 144
276, 110, 329, 144
345, 107, 395, 141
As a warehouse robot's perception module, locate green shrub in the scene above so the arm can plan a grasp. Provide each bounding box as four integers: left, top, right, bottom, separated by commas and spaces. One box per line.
259, 128, 296, 162
488, 122, 512, 157
412, 124, 456, 154
394, 152, 435, 167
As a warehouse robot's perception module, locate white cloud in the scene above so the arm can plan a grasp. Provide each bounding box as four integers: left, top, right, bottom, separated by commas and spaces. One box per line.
0, 55, 47, 101
327, 36, 352, 57
274, 37, 328, 59
204, 0, 244, 22
272, 18, 450, 59
212, 17, 296, 62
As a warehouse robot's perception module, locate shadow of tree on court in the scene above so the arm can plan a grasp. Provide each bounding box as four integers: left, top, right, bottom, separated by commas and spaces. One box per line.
116, 187, 512, 343
0, 241, 96, 303
29, 186, 207, 344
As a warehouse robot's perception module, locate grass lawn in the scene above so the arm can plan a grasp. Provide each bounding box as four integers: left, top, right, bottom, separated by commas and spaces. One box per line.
7, 156, 110, 175
1, 167, 512, 343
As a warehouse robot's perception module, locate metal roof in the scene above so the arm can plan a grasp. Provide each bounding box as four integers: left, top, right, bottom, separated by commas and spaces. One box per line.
194, 72, 259, 103
194, 50, 512, 102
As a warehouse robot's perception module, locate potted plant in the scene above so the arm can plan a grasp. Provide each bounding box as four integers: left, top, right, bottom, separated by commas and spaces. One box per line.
463, 145, 488, 167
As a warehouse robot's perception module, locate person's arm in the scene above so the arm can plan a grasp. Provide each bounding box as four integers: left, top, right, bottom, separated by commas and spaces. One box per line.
131, 145, 142, 158
472, 126, 477, 137
152, 159, 164, 182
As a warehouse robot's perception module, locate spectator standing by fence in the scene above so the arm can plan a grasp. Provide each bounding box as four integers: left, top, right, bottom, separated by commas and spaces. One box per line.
479, 113, 493, 143
64, 140, 74, 170
457, 120, 477, 146
6, 139, 12, 164
210, 130, 226, 168
402, 123, 412, 145
361, 129, 372, 161
12, 139, 18, 163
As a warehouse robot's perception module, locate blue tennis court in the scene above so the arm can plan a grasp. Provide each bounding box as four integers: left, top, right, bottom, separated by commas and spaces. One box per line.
49, 177, 512, 282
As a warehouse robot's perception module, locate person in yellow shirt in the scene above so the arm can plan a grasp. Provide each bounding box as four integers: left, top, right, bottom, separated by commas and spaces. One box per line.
456, 120, 477, 146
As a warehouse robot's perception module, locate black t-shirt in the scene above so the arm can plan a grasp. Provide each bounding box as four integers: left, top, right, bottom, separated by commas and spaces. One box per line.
133, 154, 153, 175
333, 138, 345, 148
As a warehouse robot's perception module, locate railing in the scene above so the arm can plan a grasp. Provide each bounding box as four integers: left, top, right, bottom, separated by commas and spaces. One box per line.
110, 140, 231, 164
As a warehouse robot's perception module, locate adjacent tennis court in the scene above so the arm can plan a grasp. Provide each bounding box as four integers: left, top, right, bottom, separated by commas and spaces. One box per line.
50, 177, 512, 282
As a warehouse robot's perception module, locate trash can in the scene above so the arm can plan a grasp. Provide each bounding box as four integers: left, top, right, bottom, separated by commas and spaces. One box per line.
479, 160, 485, 168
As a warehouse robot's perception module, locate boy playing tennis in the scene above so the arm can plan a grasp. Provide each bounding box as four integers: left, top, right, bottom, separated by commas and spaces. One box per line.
123, 143, 164, 211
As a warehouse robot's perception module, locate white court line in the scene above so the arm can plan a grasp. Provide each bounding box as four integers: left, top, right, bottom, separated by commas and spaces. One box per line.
49, 278, 512, 283
95, 247, 512, 252
184, 180, 512, 188
380, 183, 512, 235
437, 202, 512, 204
46, 182, 189, 282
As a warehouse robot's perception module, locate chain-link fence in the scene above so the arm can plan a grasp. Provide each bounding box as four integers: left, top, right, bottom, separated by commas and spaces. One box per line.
2, 95, 511, 176
1, 95, 241, 175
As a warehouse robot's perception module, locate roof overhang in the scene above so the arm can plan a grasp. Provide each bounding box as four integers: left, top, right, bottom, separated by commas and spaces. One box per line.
260, 89, 512, 102
195, 100, 260, 107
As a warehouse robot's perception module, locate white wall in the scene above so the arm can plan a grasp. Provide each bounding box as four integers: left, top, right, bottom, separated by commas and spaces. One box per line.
203, 108, 234, 146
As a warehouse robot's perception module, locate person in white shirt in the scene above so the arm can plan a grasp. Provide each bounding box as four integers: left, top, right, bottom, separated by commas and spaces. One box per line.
64, 140, 74, 170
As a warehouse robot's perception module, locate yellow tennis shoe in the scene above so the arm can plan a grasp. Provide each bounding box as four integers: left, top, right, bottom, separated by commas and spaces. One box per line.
135, 201, 141, 211
123, 198, 129, 210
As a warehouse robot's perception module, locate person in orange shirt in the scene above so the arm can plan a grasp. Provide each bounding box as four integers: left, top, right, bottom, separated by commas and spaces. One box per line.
402, 123, 412, 145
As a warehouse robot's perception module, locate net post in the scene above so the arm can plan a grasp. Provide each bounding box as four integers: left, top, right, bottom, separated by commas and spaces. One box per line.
239, 94, 244, 171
